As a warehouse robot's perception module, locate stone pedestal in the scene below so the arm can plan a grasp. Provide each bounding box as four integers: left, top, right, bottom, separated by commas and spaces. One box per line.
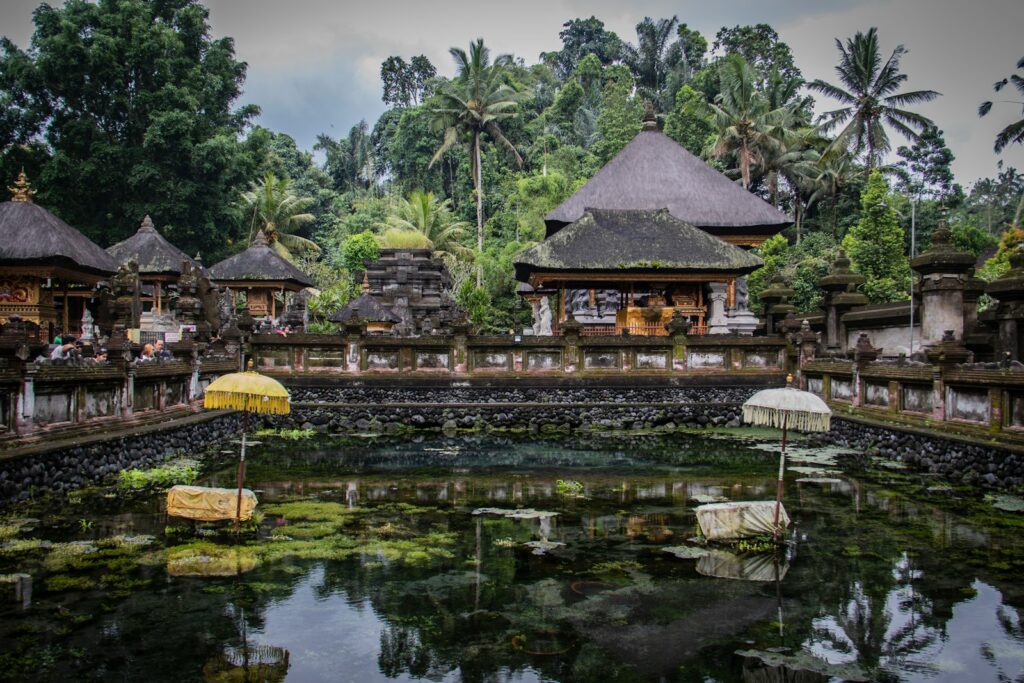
818, 251, 868, 353
707, 283, 730, 334
911, 222, 974, 348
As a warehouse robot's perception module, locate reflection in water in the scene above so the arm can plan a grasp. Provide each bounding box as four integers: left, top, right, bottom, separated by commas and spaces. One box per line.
1, 433, 1023, 682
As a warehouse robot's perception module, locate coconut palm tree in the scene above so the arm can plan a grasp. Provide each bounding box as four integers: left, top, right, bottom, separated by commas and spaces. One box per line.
808, 27, 939, 173
705, 54, 797, 190
621, 16, 681, 105
240, 173, 319, 261
979, 56, 1024, 153
380, 190, 473, 264
430, 39, 523, 285
809, 152, 861, 237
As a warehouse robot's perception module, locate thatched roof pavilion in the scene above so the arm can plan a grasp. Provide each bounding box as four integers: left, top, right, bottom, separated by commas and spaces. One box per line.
209, 231, 314, 319
544, 116, 791, 246
329, 292, 400, 333
106, 215, 204, 313
0, 172, 117, 337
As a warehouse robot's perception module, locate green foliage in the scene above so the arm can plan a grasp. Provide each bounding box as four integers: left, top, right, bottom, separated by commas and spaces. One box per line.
239, 172, 319, 261
748, 233, 841, 312
664, 85, 715, 156
978, 227, 1024, 281
117, 465, 198, 490
555, 479, 585, 497
592, 74, 642, 165
0, 0, 261, 259
380, 190, 472, 262
456, 280, 492, 328
950, 222, 997, 259
842, 171, 911, 303
340, 231, 380, 272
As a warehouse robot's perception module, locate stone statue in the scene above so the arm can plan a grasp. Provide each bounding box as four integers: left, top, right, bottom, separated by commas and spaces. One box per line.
734, 277, 749, 310
80, 308, 96, 342
537, 296, 553, 336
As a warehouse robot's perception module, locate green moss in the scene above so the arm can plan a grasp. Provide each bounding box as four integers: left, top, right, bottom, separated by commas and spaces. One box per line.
118, 464, 198, 490
166, 542, 259, 576
0, 538, 45, 556
44, 574, 97, 592
263, 501, 358, 522
254, 428, 316, 440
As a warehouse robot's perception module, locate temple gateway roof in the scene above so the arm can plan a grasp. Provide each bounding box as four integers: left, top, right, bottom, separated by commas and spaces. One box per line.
209, 231, 314, 289
515, 208, 763, 283
107, 215, 203, 277
0, 195, 118, 278
544, 128, 791, 237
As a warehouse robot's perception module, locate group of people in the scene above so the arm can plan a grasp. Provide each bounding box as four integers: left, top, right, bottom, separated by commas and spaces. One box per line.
43, 336, 174, 364
137, 340, 172, 362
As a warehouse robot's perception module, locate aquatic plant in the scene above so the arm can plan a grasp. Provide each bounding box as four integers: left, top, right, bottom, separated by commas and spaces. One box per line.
118, 464, 198, 490
555, 479, 585, 497
254, 428, 316, 440
166, 542, 259, 576
44, 574, 97, 592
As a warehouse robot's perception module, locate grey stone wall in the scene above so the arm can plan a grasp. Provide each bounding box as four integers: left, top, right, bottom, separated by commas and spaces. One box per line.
289, 386, 758, 405
810, 418, 1023, 489
0, 414, 241, 506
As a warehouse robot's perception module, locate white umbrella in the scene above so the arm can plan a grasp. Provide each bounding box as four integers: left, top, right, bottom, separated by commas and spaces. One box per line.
743, 375, 831, 540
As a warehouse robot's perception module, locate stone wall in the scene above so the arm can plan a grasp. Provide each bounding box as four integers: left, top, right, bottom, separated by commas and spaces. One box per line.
288, 385, 758, 405
0, 413, 241, 505
812, 418, 1023, 489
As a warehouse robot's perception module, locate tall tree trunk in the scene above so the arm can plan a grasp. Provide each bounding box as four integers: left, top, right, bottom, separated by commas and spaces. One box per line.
866, 129, 876, 179
741, 139, 750, 190
474, 133, 483, 287
795, 196, 803, 244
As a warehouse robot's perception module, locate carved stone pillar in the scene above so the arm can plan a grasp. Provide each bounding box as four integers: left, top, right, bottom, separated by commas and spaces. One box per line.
817, 251, 868, 352
707, 282, 730, 334
911, 221, 974, 347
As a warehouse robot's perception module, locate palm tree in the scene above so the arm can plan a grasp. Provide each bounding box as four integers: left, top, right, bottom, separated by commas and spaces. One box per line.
380, 190, 473, 264
240, 173, 319, 261
979, 56, 1024, 153
808, 27, 939, 173
621, 16, 681, 104
430, 39, 523, 285
809, 152, 861, 237
705, 54, 796, 190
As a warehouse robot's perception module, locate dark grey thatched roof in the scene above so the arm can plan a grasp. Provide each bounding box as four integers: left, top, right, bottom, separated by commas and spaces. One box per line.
106, 215, 200, 277
0, 200, 118, 277
209, 231, 314, 289
329, 293, 400, 323
515, 208, 762, 282
545, 129, 790, 236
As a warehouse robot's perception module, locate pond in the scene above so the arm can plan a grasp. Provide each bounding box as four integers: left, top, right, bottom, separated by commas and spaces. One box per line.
1, 430, 1024, 682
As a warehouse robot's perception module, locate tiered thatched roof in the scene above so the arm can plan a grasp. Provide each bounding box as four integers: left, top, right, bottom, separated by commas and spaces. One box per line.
544, 126, 791, 238
515, 208, 762, 284
0, 177, 118, 280
107, 215, 202, 277
209, 231, 314, 290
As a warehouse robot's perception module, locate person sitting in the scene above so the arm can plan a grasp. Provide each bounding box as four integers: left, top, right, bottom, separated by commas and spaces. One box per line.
138, 343, 155, 362
49, 336, 77, 360
154, 339, 172, 360
83, 348, 108, 365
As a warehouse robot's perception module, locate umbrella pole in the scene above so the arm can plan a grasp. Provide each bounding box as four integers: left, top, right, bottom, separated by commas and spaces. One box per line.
773, 411, 788, 542
235, 411, 248, 530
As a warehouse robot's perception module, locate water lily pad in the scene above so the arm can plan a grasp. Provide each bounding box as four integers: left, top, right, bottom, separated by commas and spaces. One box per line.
662, 545, 712, 560
987, 494, 1024, 513
472, 508, 558, 520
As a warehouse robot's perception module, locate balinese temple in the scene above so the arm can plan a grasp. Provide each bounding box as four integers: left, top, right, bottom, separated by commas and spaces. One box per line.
106, 215, 204, 316
208, 230, 314, 319
0, 172, 118, 340
329, 275, 400, 334
516, 109, 791, 336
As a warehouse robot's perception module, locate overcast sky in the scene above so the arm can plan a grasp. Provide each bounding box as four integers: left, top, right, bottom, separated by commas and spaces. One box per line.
2, 0, 1022, 186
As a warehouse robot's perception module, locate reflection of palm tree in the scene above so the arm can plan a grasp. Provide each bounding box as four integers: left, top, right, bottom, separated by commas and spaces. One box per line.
240, 173, 319, 262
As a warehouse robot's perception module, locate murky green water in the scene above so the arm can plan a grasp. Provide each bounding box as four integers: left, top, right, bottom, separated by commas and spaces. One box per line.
2, 430, 1024, 682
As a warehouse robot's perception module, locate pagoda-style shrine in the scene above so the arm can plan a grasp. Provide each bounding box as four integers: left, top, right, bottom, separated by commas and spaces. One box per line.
0, 172, 118, 340
107, 215, 204, 315
516, 208, 762, 335
516, 111, 789, 336
209, 231, 314, 319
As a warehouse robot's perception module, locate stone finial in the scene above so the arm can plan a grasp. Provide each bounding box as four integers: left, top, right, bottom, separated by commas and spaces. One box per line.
138, 215, 156, 232
361, 271, 370, 293
253, 230, 269, 247
8, 169, 35, 203
642, 100, 658, 131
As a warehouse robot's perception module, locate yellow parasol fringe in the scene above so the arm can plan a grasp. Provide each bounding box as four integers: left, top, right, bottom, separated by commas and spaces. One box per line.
203, 370, 291, 415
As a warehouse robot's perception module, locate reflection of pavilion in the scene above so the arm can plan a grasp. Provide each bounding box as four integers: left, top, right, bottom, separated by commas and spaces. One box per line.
516, 110, 790, 336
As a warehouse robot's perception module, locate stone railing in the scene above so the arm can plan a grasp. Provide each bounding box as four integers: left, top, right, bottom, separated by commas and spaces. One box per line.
801, 357, 1024, 447
0, 349, 239, 443
249, 331, 789, 380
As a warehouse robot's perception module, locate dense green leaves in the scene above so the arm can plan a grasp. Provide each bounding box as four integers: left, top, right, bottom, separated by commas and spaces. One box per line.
842, 171, 911, 303
0, 0, 260, 259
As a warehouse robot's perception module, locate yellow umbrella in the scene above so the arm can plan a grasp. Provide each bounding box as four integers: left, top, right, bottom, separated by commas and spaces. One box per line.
742, 374, 831, 540
204, 360, 290, 526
